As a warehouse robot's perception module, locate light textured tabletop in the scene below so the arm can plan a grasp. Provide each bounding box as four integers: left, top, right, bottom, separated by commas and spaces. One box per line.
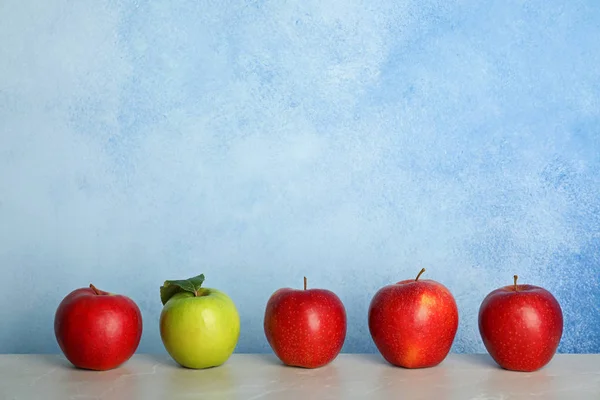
0, 354, 598, 399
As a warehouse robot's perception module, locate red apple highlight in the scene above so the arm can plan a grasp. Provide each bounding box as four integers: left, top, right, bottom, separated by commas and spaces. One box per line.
54, 284, 143, 370
264, 277, 347, 368
478, 275, 563, 372
368, 268, 459, 368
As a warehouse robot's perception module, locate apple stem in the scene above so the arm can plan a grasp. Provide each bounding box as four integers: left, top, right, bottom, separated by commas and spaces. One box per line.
415, 268, 426, 281
89, 284, 101, 295
514, 275, 518, 291
304, 276, 307, 290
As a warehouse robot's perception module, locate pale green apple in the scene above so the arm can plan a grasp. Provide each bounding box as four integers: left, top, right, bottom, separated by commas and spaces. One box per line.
159, 274, 240, 369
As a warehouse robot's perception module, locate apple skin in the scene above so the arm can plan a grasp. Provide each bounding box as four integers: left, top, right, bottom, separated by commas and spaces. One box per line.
264, 279, 347, 369
54, 284, 143, 371
478, 276, 563, 372
160, 288, 240, 369
368, 269, 459, 368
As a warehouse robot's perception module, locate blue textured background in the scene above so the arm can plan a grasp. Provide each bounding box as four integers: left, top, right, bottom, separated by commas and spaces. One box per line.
1, 0, 599, 355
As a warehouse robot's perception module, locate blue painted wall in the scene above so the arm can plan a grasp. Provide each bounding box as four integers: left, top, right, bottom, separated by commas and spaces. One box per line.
1, 0, 599, 354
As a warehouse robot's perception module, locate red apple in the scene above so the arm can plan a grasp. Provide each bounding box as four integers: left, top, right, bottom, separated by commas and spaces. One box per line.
54, 284, 143, 370
478, 275, 563, 372
368, 268, 459, 368
263, 277, 347, 368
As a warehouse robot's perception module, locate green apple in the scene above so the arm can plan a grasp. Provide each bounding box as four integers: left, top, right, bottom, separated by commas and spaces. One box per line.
159, 274, 240, 369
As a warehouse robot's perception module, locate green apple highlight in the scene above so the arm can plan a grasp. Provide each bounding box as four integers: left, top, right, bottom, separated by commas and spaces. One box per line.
159, 274, 240, 369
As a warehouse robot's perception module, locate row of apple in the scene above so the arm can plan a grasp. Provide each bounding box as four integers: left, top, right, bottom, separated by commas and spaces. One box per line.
54, 268, 563, 373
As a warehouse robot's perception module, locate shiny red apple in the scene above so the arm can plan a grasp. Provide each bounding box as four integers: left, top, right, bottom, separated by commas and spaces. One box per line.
478, 275, 563, 372
54, 284, 143, 370
368, 268, 459, 368
263, 277, 347, 368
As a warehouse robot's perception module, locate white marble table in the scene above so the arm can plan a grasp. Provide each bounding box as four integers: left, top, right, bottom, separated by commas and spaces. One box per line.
0, 354, 598, 399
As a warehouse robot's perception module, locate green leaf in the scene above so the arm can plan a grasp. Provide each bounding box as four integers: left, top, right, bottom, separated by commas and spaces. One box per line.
160, 274, 205, 305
